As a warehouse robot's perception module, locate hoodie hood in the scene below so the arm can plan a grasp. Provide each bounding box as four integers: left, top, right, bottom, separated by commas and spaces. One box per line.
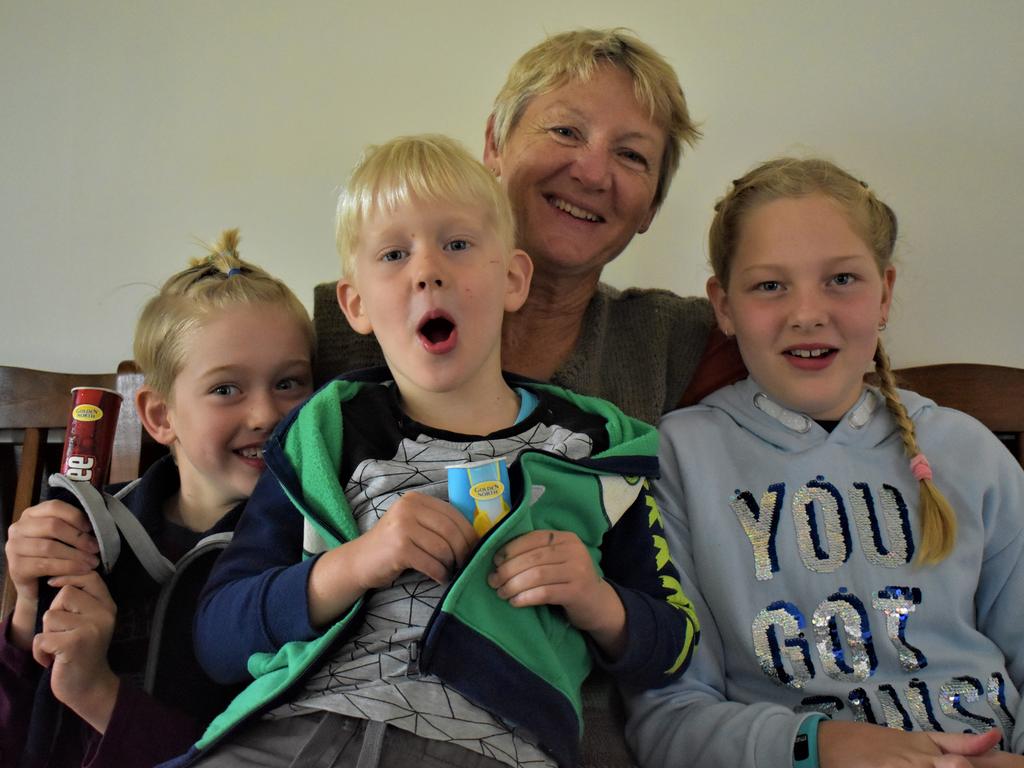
700, 377, 937, 454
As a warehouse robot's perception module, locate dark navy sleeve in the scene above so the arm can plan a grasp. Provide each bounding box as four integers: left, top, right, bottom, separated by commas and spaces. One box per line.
193, 471, 320, 684
595, 480, 699, 691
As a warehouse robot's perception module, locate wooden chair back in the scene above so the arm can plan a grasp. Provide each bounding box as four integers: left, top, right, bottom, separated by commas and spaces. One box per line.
0, 361, 147, 619
881, 363, 1024, 467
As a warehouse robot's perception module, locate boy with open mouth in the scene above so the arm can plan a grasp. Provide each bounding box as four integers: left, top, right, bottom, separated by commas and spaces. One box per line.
173, 135, 698, 768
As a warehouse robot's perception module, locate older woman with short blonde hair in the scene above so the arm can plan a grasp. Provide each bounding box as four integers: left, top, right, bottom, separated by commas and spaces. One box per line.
315, 27, 742, 427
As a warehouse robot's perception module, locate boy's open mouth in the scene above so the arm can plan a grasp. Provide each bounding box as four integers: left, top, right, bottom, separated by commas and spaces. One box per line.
417, 311, 458, 353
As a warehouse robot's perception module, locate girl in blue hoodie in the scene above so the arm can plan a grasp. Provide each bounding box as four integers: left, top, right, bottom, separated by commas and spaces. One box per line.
628, 159, 1024, 768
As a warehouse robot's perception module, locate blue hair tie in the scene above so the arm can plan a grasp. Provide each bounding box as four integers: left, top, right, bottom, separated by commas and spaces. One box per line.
226, 267, 242, 277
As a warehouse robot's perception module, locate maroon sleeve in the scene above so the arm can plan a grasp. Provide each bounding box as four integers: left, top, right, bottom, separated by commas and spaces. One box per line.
678, 328, 746, 408
82, 681, 201, 768
0, 615, 42, 766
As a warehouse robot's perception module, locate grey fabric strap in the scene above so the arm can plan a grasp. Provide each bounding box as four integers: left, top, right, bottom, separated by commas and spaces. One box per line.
48, 473, 175, 584
143, 531, 234, 694
47, 474, 121, 573
355, 721, 387, 768
103, 490, 174, 583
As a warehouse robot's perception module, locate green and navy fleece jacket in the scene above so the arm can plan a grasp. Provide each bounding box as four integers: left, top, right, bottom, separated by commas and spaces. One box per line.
170, 371, 698, 768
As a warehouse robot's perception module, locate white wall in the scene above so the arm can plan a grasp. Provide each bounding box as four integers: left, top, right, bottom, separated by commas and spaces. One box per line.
2, 0, 1022, 373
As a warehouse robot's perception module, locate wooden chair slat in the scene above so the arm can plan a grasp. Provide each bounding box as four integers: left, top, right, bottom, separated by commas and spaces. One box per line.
870, 363, 1024, 467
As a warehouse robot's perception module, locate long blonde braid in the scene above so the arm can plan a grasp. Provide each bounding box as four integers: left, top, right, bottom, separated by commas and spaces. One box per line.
873, 340, 956, 563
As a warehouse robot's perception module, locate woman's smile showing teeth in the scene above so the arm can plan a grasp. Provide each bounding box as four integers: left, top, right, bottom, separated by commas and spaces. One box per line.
549, 196, 603, 222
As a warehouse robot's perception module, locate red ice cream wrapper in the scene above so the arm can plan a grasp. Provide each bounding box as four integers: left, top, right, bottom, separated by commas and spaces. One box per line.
60, 387, 123, 487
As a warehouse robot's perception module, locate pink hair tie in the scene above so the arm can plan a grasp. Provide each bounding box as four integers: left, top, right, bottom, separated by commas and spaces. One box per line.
910, 453, 933, 482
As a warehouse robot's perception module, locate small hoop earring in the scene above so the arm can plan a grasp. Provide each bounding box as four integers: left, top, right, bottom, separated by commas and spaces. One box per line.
878, 320, 888, 331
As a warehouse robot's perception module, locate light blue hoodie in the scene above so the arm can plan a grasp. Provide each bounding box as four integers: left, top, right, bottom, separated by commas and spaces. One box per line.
628, 378, 1024, 767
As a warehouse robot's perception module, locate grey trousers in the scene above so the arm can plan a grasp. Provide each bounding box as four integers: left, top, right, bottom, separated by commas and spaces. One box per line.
192, 711, 509, 768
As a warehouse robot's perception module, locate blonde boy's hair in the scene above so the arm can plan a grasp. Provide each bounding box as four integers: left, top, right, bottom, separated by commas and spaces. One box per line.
709, 157, 956, 565
490, 27, 701, 208
336, 134, 515, 278
133, 229, 315, 397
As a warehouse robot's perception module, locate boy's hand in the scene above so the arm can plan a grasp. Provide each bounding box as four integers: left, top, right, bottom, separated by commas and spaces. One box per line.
32, 571, 120, 734
818, 720, 1003, 768
4, 500, 100, 650
353, 492, 477, 588
308, 492, 477, 627
488, 530, 627, 658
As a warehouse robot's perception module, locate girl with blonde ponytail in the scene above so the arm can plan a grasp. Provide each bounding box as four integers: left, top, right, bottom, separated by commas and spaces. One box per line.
628, 158, 1024, 768
2, 230, 314, 768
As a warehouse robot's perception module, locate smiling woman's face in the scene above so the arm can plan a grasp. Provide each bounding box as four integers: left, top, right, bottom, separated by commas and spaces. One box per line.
485, 64, 667, 279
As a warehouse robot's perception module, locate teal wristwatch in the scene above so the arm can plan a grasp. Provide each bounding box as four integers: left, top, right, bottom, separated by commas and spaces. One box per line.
793, 713, 827, 768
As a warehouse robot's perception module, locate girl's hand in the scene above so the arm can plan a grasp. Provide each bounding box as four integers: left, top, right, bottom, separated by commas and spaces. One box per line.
819, 720, 1003, 768
488, 529, 627, 657
4, 500, 100, 650
308, 492, 477, 627
32, 571, 119, 734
